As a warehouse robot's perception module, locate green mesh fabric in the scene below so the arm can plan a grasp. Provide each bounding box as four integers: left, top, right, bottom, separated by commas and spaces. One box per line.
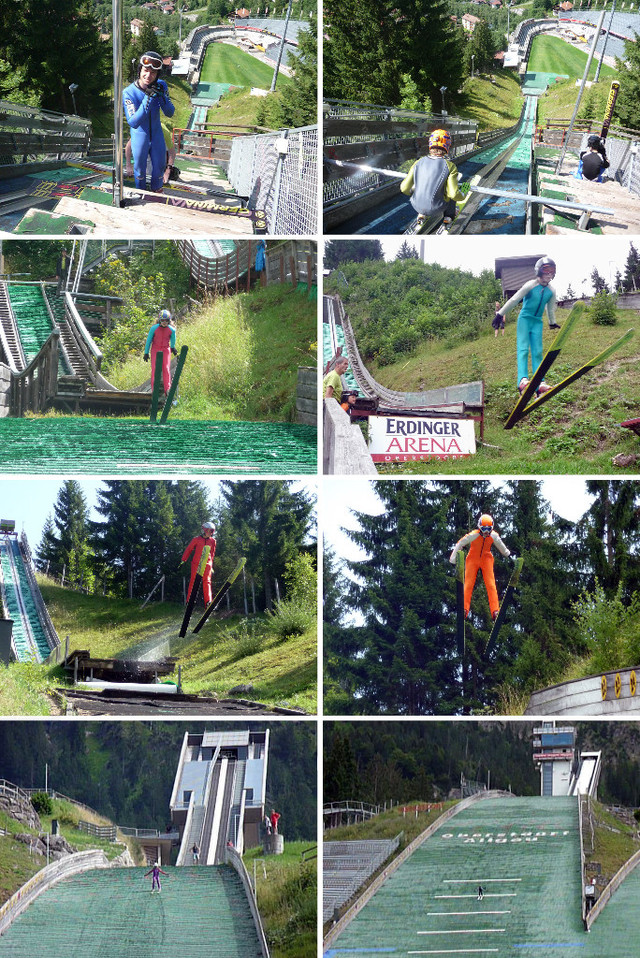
0, 866, 262, 958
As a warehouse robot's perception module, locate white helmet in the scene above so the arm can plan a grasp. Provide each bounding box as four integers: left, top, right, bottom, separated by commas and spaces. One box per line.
201, 521, 216, 534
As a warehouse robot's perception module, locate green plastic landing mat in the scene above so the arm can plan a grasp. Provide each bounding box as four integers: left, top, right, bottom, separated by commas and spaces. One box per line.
0, 417, 316, 474
0, 866, 262, 958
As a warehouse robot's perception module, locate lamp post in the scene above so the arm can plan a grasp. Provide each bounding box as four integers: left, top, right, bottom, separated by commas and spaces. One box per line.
68, 82, 79, 115
471, 55, 475, 79
440, 85, 447, 116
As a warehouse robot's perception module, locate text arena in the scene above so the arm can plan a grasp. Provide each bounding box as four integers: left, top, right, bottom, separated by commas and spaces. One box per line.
368, 415, 477, 462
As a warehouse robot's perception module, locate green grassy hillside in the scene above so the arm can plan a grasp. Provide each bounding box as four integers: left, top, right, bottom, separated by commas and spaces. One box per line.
0, 579, 317, 715
365, 304, 639, 474
458, 72, 523, 131
201, 42, 293, 91
245, 842, 317, 958
108, 283, 316, 423
528, 34, 616, 81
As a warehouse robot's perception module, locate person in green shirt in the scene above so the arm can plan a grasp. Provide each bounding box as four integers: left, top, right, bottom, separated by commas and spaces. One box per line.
323, 356, 349, 399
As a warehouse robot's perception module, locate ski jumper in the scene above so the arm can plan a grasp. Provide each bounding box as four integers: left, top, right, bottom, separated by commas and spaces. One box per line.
497, 280, 557, 386
145, 322, 176, 393
400, 155, 463, 218
145, 864, 167, 890
182, 534, 216, 604
123, 79, 175, 191
450, 530, 511, 617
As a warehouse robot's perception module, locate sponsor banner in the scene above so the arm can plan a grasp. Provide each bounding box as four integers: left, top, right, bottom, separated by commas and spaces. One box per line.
369, 414, 476, 462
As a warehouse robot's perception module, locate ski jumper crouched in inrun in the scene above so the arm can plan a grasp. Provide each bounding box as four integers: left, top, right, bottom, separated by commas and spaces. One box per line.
400, 129, 464, 225
449, 514, 512, 619
144, 310, 177, 395
494, 256, 559, 394
181, 522, 216, 604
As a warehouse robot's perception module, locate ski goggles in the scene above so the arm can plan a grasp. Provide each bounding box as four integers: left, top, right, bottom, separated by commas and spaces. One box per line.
140, 54, 163, 70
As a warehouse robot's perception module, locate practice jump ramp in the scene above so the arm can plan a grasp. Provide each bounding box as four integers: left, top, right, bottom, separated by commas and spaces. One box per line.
327, 794, 588, 958
525, 666, 640, 715
0, 866, 263, 958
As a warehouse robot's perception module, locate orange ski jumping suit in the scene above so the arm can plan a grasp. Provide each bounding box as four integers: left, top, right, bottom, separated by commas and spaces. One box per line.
449, 528, 511, 617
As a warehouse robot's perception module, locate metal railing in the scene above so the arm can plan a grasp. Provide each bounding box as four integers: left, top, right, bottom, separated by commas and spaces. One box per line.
64, 292, 103, 382
0, 99, 91, 164
18, 532, 59, 652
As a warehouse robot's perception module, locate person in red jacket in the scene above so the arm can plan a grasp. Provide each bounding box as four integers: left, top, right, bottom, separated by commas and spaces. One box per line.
144, 309, 177, 397
449, 514, 514, 620
181, 521, 216, 604
270, 808, 281, 834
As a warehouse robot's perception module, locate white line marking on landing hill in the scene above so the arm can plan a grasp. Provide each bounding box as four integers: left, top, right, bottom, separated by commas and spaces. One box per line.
427, 912, 511, 917
435, 894, 516, 899
418, 929, 505, 935
408, 950, 499, 955
444, 879, 521, 884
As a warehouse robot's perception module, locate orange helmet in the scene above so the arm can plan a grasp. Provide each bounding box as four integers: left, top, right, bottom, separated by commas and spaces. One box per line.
478, 514, 494, 536
429, 129, 451, 153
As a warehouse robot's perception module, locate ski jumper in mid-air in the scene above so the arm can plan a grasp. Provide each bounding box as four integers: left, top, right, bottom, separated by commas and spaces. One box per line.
494, 256, 560, 396
144, 309, 177, 395
181, 521, 216, 604
123, 51, 175, 192
449, 514, 513, 620
400, 129, 464, 226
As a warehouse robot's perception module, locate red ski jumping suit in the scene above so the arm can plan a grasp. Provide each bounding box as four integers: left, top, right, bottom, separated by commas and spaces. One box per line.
182, 533, 216, 604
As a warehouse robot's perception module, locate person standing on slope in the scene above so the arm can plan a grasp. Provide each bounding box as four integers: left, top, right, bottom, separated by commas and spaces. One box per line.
493, 256, 560, 396
180, 521, 216, 605
144, 309, 177, 398
449, 514, 514, 621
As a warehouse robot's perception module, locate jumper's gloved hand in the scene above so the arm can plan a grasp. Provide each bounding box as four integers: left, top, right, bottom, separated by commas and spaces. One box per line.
510, 554, 518, 562
143, 353, 149, 362
549, 322, 561, 330
156, 79, 169, 97
449, 551, 457, 565
171, 347, 178, 356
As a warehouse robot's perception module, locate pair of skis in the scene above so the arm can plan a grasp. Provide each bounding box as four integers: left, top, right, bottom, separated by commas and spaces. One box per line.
179, 557, 247, 638
505, 301, 635, 429
455, 553, 524, 656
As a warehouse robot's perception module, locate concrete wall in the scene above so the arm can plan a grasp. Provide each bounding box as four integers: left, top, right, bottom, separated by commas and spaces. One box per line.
0, 365, 10, 418
526, 665, 640, 715
323, 398, 377, 475
296, 366, 316, 426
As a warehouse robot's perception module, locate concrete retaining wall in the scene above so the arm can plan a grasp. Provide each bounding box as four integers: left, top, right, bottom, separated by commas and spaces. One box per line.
525, 665, 640, 715
323, 398, 377, 475
296, 366, 316, 426
0, 365, 10, 418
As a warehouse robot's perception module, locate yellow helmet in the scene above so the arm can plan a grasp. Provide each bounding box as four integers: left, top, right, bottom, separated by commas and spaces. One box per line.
428, 129, 451, 153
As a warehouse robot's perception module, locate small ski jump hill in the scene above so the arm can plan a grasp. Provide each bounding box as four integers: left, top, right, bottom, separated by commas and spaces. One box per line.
0, 522, 59, 665
324, 17, 640, 236
324, 792, 640, 958
0, 731, 270, 957
0, 15, 316, 236
0, 242, 317, 475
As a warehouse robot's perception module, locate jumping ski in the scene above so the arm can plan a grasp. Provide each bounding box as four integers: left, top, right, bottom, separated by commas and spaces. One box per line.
192, 557, 247, 634
600, 81, 620, 141
159, 345, 188, 424
486, 557, 524, 657
455, 551, 465, 657
504, 302, 586, 429
179, 544, 211, 638
513, 328, 635, 423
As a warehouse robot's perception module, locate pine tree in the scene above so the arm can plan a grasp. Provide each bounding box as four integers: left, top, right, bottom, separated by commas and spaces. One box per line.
577, 480, 640, 599
220, 481, 314, 610
623, 242, 640, 292
35, 481, 94, 589
590, 266, 609, 294
35, 515, 59, 574
396, 241, 419, 260
324, 241, 385, 270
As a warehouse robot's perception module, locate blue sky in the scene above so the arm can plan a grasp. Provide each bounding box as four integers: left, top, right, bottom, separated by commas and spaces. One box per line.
1, 479, 317, 552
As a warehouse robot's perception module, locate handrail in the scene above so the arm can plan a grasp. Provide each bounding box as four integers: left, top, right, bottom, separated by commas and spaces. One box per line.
9, 330, 59, 416
225, 846, 271, 958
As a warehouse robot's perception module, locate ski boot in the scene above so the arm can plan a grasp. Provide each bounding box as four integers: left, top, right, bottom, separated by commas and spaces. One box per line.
536, 381, 551, 397
518, 377, 529, 395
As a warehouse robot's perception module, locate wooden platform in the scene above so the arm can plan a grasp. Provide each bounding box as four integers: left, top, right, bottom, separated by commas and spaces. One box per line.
53, 194, 255, 236
64, 649, 177, 682
538, 158, 640, 235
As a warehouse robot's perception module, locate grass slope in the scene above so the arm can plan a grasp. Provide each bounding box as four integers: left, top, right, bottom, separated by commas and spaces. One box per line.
0, 578, 317, 715
107, 283, 316, 423
528, 34, 616, 80
536, 73, 618, 125
0, 796, 143, 906
458, 72, 524, 131
201, 41, 289, 90
365, 304, 640, 474
244, 842, 317, 958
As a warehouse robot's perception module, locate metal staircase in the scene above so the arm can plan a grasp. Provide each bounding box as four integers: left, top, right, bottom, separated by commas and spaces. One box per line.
0, 282, 26, 371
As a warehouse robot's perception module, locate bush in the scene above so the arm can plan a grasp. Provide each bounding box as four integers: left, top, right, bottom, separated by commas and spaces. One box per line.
31, 791, 53, 815
266, 601, 316, 641
588, 290, 618, 326
283, 554, 316, 610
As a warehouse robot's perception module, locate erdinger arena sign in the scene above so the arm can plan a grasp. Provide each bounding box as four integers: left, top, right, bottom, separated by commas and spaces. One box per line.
369, 414, 476, 462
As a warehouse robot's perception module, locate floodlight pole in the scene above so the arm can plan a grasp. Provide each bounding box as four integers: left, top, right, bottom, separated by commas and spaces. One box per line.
555, 7, 607, 174
594, 0, 616, 84
112, 0, 125, 206
270, 0, 293, 93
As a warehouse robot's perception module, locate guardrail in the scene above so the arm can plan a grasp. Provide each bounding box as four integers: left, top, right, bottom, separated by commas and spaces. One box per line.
585, 845, 640, 930
18, 532, 59, 652
225, 845, 271, 958
0, 850, 110, 936
64, 292, 103, 381
0, 99, 91, 164
78, 821, 117, 841
9, 329, 59, 416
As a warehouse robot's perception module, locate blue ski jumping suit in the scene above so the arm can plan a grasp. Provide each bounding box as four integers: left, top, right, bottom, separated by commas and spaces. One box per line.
497, 279, 557, 386
123, 79, 175, 191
